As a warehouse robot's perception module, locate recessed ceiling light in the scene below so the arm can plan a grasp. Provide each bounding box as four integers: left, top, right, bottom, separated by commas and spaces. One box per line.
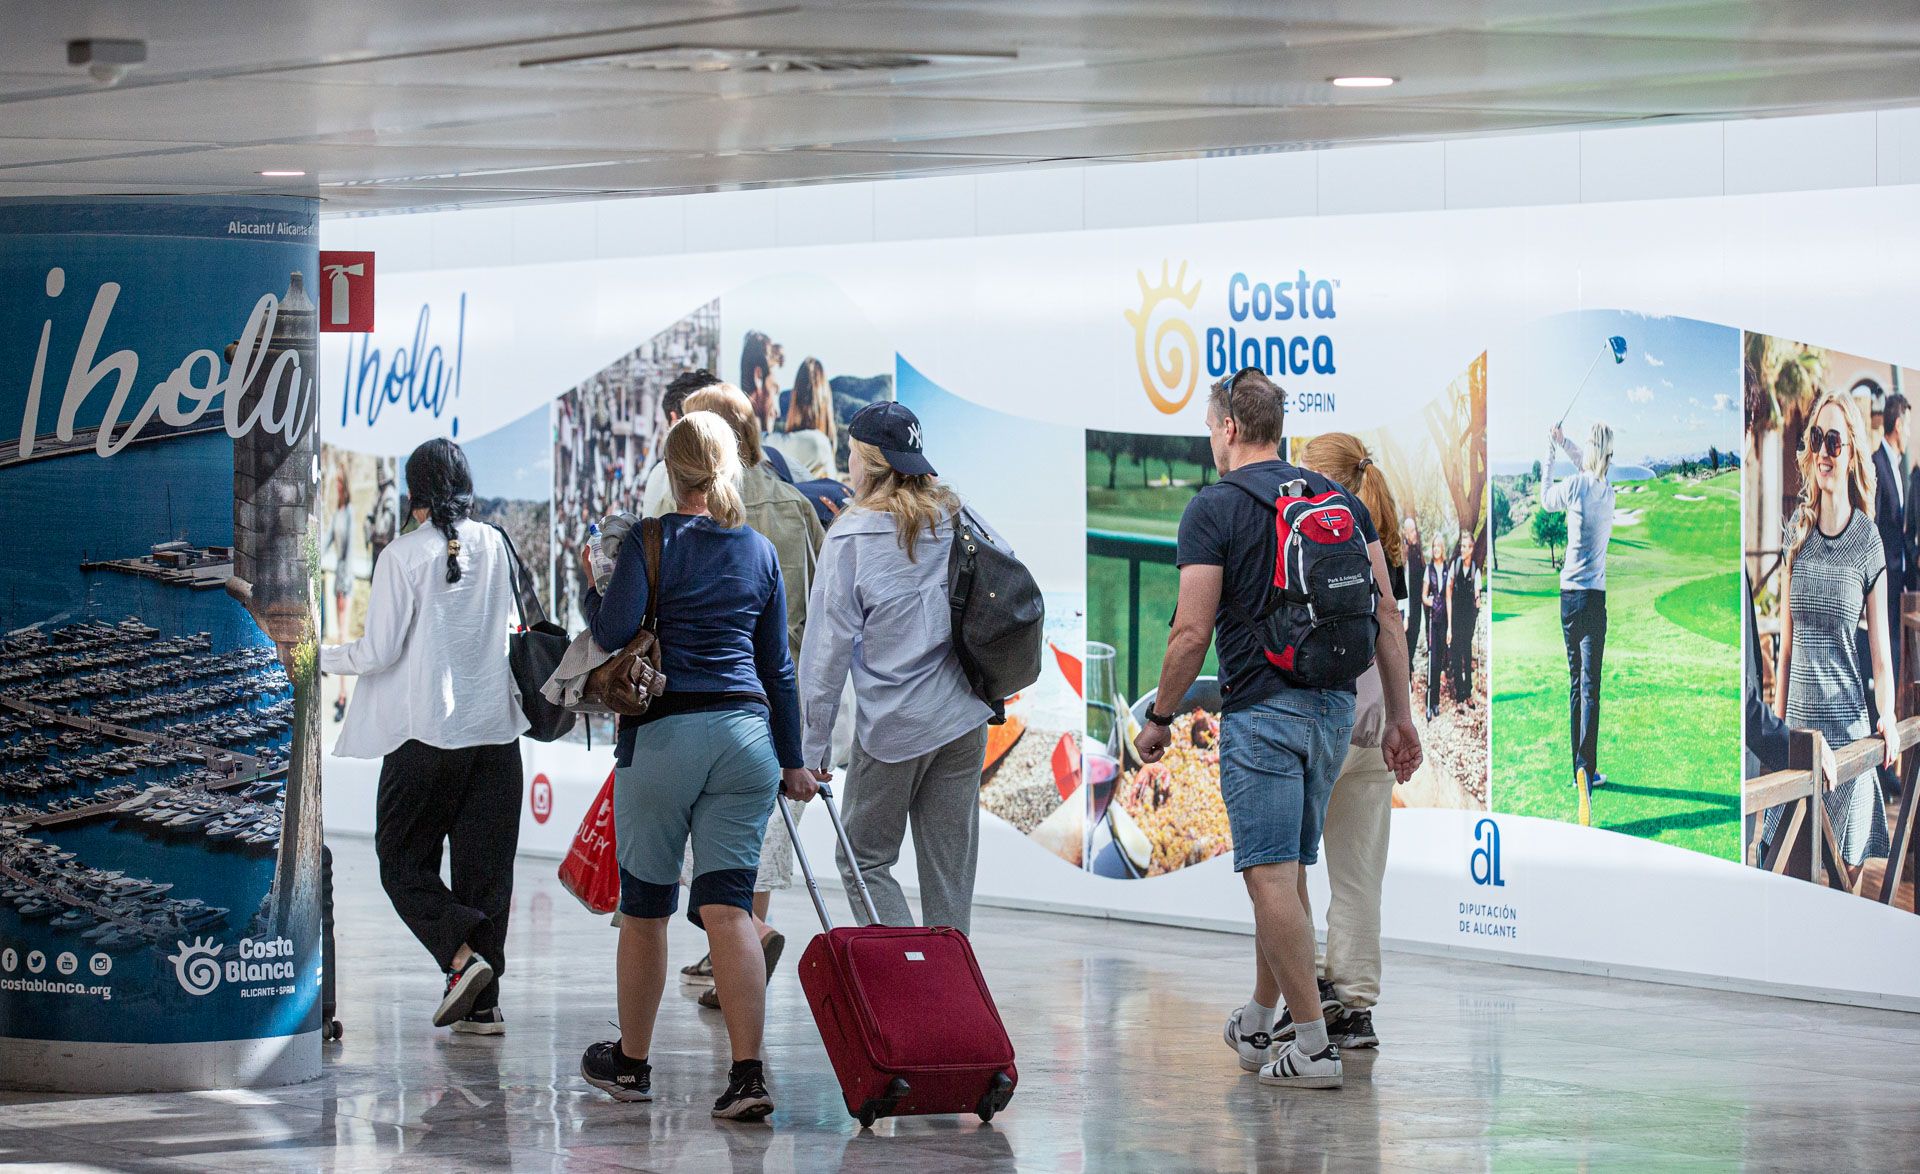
258, 170, 307, 177
1330, 76, 1396, 88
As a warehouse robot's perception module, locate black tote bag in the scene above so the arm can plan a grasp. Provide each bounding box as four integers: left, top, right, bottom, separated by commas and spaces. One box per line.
491, 524, 577, 743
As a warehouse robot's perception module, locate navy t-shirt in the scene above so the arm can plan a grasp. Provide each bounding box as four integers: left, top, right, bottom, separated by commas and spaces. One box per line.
1175, 459, 1379, 712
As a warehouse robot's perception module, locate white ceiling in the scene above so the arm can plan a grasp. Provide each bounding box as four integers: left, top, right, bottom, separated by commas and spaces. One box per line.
3, 1, 1919, 215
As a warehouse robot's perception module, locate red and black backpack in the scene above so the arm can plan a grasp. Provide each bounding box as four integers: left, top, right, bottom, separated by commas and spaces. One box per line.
1222, 471, 1380, 689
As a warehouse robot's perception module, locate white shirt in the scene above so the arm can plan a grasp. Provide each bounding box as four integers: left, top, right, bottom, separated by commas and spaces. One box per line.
768, 429, 836, 480
322, 518, 529, 759
640, 459, 675, 520
1884, 441, 1904, 511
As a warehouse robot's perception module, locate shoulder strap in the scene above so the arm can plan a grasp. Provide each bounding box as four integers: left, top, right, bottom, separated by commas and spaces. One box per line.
639, 517, 665, 633
488, 522, 548, 629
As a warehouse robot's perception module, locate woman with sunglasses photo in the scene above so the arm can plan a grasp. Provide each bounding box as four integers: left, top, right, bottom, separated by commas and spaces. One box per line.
1767, 391, 1896, 871
1542, 419, 1617, 804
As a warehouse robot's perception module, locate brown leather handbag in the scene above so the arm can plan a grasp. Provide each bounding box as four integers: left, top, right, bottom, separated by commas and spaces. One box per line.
580, 518, 667, 716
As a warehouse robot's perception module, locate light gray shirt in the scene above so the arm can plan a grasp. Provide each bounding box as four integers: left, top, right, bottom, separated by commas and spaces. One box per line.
1541, 448, 1614, 591
798, 505, 993, 767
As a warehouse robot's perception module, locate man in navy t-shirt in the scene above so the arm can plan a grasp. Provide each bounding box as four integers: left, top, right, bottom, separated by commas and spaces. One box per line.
1135, 366, 1420, 1091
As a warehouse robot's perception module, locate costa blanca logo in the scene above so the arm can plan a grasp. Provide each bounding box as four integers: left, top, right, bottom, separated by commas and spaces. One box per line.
169, 938, 225, 996
1471, 817, 1505, 887
1126, 260, 1203, 415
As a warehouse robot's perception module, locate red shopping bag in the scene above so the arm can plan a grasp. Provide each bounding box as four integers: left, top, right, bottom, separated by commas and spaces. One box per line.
557, 770, 620, 914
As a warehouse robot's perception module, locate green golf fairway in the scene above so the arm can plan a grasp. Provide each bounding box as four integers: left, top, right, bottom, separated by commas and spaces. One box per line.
1491, 469, 1741, 859
1086, 451, 1217, 700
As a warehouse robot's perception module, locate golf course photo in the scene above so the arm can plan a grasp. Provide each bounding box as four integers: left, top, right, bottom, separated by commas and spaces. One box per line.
1489, 310, 1744, 860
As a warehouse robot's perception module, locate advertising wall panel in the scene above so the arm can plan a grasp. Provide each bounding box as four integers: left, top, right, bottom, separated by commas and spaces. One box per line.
319, 184, 1920, 1009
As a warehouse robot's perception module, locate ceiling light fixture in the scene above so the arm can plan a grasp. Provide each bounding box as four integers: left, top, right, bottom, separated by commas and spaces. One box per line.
521, 43, 1014, 74
258, 170, 308, 178
1330, 76, 1396, 88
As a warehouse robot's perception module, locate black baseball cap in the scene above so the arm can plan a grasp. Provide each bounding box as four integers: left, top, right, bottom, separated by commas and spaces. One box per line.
848, 401, 936, 477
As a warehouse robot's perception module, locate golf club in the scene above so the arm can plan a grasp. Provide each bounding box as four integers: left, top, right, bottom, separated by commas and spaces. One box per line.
1556, 334, 1630, 430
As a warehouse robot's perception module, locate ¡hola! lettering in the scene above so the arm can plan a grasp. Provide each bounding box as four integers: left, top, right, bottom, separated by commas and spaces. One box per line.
16, 267, 314, 460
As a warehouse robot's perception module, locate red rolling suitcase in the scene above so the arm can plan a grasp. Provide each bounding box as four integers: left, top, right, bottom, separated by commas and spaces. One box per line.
779, 785, 1018, 1128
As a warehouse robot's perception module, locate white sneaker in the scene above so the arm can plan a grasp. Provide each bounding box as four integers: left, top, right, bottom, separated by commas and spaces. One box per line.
451, 1007, 505, 1036
1223, 1007, 1274, 1072
1260, 1041, 1343, 1089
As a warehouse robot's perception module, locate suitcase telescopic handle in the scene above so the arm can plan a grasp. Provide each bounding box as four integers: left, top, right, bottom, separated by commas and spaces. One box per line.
778, 781, 882, 932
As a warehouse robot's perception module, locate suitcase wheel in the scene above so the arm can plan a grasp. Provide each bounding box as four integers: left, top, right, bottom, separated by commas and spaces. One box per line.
325, 1019, 344, 1043
856, 1077, 910, 1128
977, 1071, 1014, 1122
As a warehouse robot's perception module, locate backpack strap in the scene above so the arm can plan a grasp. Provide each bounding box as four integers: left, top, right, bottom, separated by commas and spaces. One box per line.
639, 517, 665, 634
947, 507, 1007, 726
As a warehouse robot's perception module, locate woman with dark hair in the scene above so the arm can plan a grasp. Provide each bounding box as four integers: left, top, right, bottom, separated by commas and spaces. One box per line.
773, 357, 838, 479
322, 437, 528, 1034
738, 331, 781, 438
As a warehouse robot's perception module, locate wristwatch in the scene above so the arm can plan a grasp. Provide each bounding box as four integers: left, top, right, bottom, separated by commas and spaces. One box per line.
1145, 709, 1176, 728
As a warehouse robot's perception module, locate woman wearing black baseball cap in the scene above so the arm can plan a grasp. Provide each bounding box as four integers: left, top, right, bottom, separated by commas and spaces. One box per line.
796, 401, 995, 932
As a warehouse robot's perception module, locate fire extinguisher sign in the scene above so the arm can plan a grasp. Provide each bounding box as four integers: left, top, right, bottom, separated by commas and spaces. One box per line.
318, 250, 375, 332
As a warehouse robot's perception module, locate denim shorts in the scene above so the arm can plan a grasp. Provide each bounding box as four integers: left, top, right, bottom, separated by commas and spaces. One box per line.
1218, 688, 1357, 870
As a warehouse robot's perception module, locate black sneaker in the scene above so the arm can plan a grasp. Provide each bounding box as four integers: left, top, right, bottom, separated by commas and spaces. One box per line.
712, 1060, 774, 1121
1272, 978, 1343, 1041
1329, 1007, 1377, 1049
433, 955, 495, 1027
580, 1040, 652, 1102
452, 1006, 505, 1036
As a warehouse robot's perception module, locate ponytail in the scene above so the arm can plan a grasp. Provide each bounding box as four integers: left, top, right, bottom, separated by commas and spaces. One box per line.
1299, 432, 1404, 568
664, 412, 745, 527
404, 438, 476, 583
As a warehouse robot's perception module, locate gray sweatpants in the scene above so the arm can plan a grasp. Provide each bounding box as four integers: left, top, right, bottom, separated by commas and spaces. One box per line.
834, 724, 990, 934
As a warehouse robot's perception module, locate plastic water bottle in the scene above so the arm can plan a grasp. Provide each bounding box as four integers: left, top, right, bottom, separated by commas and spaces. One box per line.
587, 523, 613, 588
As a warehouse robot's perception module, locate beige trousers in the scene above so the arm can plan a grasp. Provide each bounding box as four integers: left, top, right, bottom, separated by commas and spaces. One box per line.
1319, 743, 1394, 1010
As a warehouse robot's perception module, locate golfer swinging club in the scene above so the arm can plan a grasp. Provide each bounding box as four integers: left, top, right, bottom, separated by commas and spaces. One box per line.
1542, 420, 1616, 825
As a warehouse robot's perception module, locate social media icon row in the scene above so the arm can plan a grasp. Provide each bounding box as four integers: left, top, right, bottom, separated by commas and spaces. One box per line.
0, 945, 110, 978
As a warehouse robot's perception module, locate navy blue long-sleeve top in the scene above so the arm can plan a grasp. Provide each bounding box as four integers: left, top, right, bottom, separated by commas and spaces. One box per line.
584, 514, 803, 770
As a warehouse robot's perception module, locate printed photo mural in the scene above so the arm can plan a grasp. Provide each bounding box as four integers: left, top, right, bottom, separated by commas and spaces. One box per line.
0, 196, 320, 1058
1742, 332, 1918, 911
1491, 311, 1742, 859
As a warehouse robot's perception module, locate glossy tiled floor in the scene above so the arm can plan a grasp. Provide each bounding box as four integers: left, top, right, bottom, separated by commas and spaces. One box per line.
5, 837, 1920, 1172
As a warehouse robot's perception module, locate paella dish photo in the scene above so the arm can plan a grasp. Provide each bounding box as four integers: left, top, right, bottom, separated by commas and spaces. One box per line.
1113, 706, 1230, 877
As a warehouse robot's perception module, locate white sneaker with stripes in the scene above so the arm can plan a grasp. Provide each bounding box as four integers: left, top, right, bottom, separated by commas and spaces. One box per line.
1259, 1041, 1343, 1089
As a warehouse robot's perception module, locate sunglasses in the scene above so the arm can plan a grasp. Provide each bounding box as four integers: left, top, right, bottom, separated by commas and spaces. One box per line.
1804, 425, 1848, 459
1212, 366, 1278, 428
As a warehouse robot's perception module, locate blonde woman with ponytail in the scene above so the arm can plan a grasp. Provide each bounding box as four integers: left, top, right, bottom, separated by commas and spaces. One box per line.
579, 410, 814, 1121
1297, 432, 1410, 1051
1767, 390, 1895, 871
797, 402, 994, 934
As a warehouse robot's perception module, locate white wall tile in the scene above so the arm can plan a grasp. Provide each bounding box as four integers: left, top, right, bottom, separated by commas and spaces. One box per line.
874, 173, 976, 241
1724, 111, 1878, 196
975, 166, 1085, 236
775, 181, 875, 247
1878, 107, 1920, 186
594, 194, 686, 257
1444, 131, 1582, 210
430, 205, 515, 270
511, 201, 598, 264
684, 188, 779, 253
1579, 121, 1723, 203
1085, 158, 1197, 229
1195, 150, 1319, 223
321, 213, 435, 273
1318, 141, 1445, 216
